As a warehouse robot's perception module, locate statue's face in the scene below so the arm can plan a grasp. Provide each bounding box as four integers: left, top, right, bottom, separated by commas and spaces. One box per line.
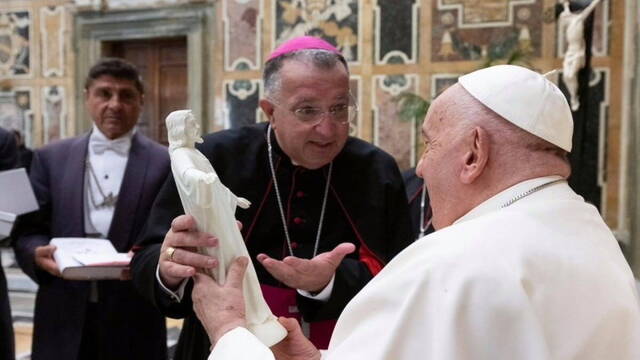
185, 115, 201, 139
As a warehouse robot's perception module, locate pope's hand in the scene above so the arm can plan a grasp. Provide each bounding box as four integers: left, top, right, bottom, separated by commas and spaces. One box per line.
256, 243, 356, 292
192, 257, 248, 345
34, 244, 61, 277
159, 214, 218, 290
271, 317, 321, 360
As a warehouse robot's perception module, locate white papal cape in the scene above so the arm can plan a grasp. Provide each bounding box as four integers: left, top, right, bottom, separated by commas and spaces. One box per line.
209, 176, 640, 360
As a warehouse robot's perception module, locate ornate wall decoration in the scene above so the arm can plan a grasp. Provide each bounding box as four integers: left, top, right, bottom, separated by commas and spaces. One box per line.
372, 74, 419, 170
431, 73, 459, 99
42, 85, 66, 144
590, 0, 609, 56
41, 6, 65, 77
374, 0, 419, 65
224, 0, 262, 71
224, 79, 261, 128
0, 10, 31, 77
348, 76, 360, 137
432, 0, 542, 62
272, 0, 361, 63
0, 87, 33, 146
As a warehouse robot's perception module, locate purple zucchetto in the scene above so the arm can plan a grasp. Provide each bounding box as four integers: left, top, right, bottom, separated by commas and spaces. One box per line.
266, 36, 341, 62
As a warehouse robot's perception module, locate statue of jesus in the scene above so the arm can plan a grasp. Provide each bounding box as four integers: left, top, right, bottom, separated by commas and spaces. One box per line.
166, 110, 286, 347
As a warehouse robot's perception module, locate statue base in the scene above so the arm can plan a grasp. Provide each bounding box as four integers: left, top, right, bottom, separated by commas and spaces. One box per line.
248, 316, 288, 347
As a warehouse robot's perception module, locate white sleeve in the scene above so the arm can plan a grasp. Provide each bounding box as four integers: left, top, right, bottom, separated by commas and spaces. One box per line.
208, 327, 274, 360
155, 264, 188, 302
297, 274, 335, 301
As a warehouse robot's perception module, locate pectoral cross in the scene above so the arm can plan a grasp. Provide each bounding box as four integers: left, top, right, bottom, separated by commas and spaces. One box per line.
97, 193, 118, 208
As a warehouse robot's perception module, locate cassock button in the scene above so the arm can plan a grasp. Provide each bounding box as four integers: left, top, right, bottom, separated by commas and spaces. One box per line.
296, 191, 305, 198
293, 217, 304, 225
291, 242, 299, 249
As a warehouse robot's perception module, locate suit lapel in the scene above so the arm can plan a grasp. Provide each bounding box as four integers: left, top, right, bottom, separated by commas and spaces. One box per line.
62, 134, 90, 236
108, 133, 149, 250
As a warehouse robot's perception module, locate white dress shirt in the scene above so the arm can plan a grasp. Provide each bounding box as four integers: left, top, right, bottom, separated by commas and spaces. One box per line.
84, 125, 134, 237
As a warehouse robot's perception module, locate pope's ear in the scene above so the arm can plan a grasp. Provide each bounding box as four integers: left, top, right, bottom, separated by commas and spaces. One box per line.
460, 126, 489, 184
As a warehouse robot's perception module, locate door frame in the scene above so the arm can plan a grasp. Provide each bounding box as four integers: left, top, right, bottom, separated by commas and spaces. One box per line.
74, 5, 214, 135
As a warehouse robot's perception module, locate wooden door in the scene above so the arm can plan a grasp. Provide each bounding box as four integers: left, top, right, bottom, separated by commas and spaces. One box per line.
103, 37, 187, 145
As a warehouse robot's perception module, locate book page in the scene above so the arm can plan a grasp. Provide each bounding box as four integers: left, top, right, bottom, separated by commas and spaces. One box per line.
73, 252, 131, 266
0, 168, 38, 215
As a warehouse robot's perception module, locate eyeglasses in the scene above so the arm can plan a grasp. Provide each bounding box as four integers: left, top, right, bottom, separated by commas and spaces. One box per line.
268, 93, 358, 126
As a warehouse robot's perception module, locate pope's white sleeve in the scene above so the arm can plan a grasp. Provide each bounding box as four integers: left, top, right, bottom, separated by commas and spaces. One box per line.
208, 327, 274, 360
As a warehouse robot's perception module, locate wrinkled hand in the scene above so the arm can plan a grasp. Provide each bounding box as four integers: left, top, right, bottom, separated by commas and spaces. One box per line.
257, 243, 356, 292
159, 215, 218, 290
192, 257, 249, 345
34, 244, 61, 277
271, 317, 321, 360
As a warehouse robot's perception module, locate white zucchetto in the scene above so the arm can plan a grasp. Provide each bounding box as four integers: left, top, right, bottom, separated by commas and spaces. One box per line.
459, 65, 574, 152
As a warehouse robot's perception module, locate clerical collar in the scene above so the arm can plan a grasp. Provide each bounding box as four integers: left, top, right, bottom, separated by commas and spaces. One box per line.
453, 175, 566, 226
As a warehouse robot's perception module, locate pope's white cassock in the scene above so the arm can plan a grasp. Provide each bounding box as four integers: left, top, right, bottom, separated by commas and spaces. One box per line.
209, 175, 640, 360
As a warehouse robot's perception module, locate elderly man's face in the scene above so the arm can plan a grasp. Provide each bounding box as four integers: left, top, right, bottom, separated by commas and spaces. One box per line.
416, 92, 462, 230
263, 60, 350, 169
85, 75, 143, 140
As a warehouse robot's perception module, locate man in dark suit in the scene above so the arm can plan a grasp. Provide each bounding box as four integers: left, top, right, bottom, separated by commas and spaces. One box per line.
13, 58, 170, 360
0, 126, 17, 360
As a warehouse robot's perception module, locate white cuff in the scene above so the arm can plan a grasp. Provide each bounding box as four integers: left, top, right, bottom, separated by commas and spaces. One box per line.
155, 264, 188, 302
297, 275, 335, 301
208, 327, 274, 360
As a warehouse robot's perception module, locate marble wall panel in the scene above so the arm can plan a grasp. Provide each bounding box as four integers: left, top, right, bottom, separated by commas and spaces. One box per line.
74, 0, 194, 10
349, 76, 360, 137
0, 87, 33, 146
42, 85, 66, 144
432, 0, 542, 62
430, 73, 459, 99
224, 0, 262, 71
0, 10, 31, 77
273, 0, 360, 63
372, 74, 419, 171
40, 6, 65, 77
224, 79, 261, 129
374, 0, 419, 65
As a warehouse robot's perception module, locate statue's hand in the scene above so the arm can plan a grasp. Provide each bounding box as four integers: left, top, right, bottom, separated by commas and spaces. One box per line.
256, 243, 356, 292
237, 197, 251, 209
159, 214, 219, 290
271, 317, 321, 360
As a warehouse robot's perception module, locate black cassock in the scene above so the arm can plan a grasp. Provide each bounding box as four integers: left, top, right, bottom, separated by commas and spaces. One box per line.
131, 123, 413, 359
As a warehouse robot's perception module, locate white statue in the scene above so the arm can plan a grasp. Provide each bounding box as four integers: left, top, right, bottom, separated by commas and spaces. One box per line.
558, 0, 601, 111
166, 110, 286, 347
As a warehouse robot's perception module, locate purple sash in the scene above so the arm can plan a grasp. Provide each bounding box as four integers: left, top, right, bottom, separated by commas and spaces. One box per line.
261, 284, 336, 349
